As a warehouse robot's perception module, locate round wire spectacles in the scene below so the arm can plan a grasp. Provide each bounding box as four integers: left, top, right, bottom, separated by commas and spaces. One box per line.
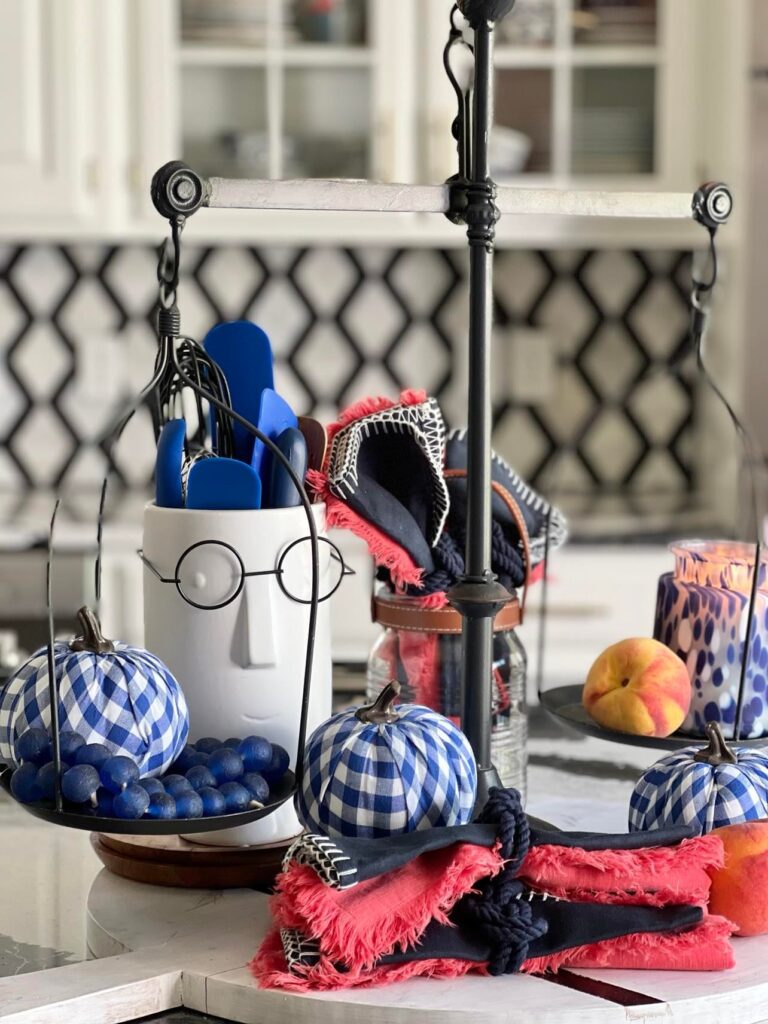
138, 536, 353, 612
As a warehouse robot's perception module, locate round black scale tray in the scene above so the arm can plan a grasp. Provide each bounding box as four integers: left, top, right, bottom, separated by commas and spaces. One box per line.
0, 767, 296, 835
541, 685, 768, 751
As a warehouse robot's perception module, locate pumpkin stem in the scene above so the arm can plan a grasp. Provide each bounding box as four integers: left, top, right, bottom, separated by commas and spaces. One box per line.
70, 607, 115, 655
356, 681, 402, 725
693, 721, 738, 766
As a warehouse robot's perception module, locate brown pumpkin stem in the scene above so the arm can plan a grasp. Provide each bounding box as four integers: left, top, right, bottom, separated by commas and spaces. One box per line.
693, 722, 738, 766
356, 681, 402, 725
70, 606, 115, 655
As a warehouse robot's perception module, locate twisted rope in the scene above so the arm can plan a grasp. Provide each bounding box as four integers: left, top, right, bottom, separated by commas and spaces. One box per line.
406, 527, 525, 596
456, 788, 547, 975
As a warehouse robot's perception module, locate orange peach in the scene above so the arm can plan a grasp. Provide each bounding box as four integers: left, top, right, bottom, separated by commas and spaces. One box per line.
582, 637, 691, 737
709, 821, 768, 936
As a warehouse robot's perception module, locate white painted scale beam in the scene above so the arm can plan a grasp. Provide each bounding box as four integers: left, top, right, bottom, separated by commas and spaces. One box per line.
205, 176, 696, 220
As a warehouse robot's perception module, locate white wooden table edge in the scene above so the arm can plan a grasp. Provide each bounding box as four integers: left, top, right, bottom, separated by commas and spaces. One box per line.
2, 874, 768, 1024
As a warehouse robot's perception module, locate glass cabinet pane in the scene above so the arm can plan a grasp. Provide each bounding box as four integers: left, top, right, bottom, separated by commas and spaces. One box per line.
181, 68, 269, 178
286, 0, 369, 46
573, 0, 657, 46
283, 67, 371, 178
494, 69, 553, 175
496, 0, 555, 47
180, 0, 270, 45
571, 66, 655, 174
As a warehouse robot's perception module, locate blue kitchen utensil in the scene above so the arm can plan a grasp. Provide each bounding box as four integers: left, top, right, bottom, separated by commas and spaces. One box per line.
155, 419, 186, 508
186, 457, 262, 511
203, 321, 274, 462
268, 427, 308, 508
251, 388, 298, 482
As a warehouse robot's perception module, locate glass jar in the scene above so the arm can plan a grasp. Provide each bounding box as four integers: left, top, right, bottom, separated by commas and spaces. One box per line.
366, 593, 528, 803
654, 540, 768, 739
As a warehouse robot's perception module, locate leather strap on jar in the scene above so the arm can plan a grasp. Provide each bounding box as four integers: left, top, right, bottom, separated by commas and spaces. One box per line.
443, 468, 532, 623
373, 592, 521, 635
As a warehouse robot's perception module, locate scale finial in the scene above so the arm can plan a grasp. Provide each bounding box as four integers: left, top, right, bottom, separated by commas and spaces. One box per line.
457, 0, 516, 27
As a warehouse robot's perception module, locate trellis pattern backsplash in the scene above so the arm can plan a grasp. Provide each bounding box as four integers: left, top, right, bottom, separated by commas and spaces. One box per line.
0, 243, 693, 500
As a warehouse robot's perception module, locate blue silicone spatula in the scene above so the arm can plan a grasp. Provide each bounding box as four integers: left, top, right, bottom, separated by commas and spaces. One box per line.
155, 419, 186, 509
186, 457, 262, 511
251, 388, 298, 482
267, 427, 308, 508
203, 321, 274, 462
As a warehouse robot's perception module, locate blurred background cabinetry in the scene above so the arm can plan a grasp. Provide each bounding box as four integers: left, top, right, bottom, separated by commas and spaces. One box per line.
0, 0, 742, 245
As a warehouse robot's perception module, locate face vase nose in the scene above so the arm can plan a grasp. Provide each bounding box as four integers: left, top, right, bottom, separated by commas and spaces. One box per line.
235, 574, 277, 669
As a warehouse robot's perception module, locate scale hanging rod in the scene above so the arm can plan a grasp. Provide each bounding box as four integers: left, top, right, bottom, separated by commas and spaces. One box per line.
151, 163, 733, 230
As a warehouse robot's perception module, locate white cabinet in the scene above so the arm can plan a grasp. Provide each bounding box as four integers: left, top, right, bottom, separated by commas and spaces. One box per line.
0, 0, 749, 244
127, 0, 418, 239
0, 0, 112, 232
424, 0, 696, 191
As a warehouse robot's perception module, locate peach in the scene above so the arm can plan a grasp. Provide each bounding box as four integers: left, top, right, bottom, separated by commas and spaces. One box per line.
582, 637, 691, 737
709, 821, 768, 936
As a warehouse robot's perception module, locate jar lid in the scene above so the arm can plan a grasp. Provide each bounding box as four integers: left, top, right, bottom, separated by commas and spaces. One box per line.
372, 593, 522, 635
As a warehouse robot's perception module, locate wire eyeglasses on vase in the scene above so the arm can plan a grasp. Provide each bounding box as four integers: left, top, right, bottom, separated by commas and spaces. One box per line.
138, 536, 353, 612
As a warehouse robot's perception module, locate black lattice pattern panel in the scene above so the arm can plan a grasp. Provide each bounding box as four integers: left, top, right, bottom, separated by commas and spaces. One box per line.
0, 243, 692, 497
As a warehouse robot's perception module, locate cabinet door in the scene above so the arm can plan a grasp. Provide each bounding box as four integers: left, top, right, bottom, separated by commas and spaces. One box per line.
128, 0, 418, 236
420, 0, 698, 191
0, 0, 102, 228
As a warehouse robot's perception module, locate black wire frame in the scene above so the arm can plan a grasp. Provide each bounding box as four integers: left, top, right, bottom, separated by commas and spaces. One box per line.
536, 225, 768, 747
27, 220, 325, 829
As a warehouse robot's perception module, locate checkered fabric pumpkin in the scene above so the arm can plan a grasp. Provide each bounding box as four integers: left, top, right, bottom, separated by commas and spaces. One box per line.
298, 681, 477, 839
0, 607, 189, 777
629, 722, 768, 835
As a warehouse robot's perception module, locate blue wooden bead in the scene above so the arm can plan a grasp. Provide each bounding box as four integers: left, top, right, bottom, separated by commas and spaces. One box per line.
175, 790, 204, 819
224, 737, 241, 749
75, 744, 112, 770
199, 787, 227, 817
262, 744, 290, 784
169, 744, 198, 773
95, 787, 114, 816
218, 782, 252, 813
241, 772, 269, 804
59, 732, 86, 761
62, 765, 100, 805
208, 748, 244, 785
10, 763, 41, 804
137, 778, 166, 798
113, 785, 151, 819
162, 774, 194, 797
195, 737, 222, 755
238, 735, 272, 773
185, 765, 217, 792
15, 729, 52, 766
146, 792, 176, 820
100, 755, 140, 794
36, 761, 71, 800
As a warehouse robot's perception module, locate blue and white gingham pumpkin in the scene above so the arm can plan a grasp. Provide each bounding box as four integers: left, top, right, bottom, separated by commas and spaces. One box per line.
629, 722, 768, 835
298, 681, 477, 839
0, 607, 189, 778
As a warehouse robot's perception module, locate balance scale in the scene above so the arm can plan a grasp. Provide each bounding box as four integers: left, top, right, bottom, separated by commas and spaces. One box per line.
3, 1, 753, 1020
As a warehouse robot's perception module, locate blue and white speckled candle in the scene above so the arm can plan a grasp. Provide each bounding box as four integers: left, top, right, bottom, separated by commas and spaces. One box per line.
654, 540, 768, 740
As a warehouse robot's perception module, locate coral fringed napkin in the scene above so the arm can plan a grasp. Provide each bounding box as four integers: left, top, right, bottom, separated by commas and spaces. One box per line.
251, 790, 735, 992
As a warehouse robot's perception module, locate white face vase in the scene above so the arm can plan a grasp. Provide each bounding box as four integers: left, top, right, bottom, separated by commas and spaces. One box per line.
142, 502, 333, 846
